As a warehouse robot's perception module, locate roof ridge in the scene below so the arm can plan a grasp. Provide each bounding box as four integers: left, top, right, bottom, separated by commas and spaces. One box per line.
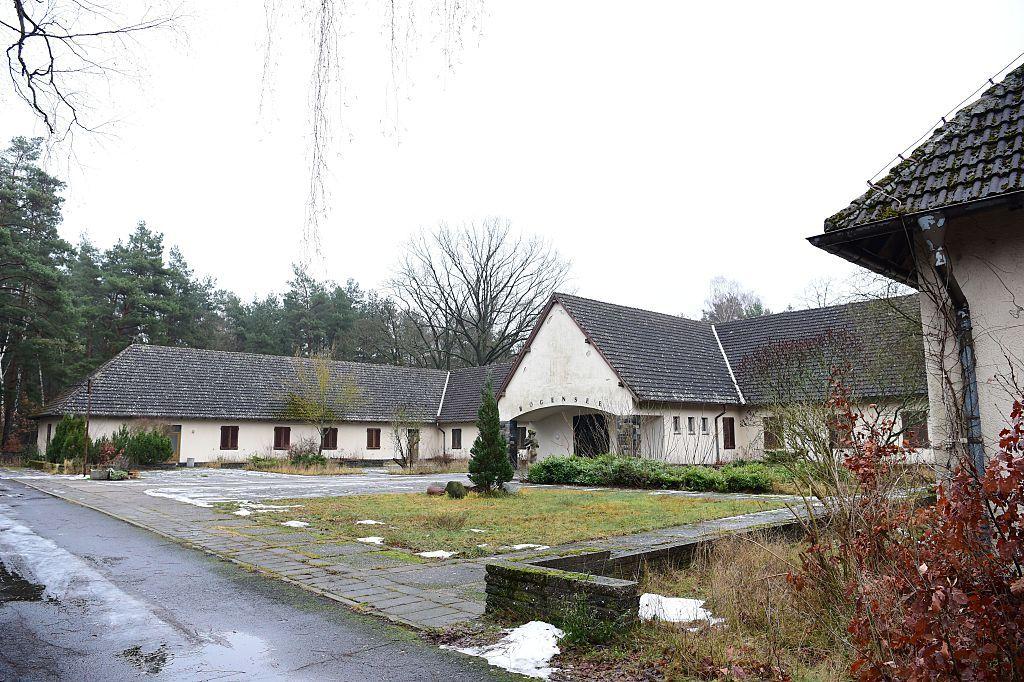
127, 343, 450, 376
553, 291, 706, 325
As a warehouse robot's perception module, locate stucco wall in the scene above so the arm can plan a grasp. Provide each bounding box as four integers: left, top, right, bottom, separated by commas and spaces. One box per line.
498, 302, 637, 422
917, 208, 1024, 469
37, 417, 478, 464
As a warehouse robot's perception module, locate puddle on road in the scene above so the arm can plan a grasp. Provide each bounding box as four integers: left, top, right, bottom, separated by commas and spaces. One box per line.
0, 560, 45, 603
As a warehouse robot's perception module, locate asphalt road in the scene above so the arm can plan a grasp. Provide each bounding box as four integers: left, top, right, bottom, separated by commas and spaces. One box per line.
0, 479, 507, 682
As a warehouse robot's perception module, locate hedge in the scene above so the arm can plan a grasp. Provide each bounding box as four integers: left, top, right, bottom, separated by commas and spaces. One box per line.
526, 455, 780, 493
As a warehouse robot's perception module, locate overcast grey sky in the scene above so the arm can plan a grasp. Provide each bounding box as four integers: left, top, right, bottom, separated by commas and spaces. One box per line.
3, 0, 1023, 317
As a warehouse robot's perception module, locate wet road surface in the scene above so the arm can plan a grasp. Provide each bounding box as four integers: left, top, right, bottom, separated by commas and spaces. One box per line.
0, 479, 508, 681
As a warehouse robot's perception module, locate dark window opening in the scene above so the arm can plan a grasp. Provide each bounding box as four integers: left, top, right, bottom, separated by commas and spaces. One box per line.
903, 411, 930, 448
220, 425, 239, 450
516, 426, 528, 450
573, 414, 609, 457
46, 423, 52, 446
322, 427, 338, 450
451, 428, 462, 450
722, 417, 736, 450
273, 426, 291, 450
366, 428, 381, 450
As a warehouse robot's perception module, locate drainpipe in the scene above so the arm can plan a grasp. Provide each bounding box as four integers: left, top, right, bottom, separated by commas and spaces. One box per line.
712, 409, 726, 465
917, 214, 986, 478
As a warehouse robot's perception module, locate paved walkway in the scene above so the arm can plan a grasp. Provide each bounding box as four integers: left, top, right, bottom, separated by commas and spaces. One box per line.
6, 468, 804, 630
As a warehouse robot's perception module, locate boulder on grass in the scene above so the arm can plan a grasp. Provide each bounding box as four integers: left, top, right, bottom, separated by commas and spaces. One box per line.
426, 482, 447, 496
445, 481, 467, 499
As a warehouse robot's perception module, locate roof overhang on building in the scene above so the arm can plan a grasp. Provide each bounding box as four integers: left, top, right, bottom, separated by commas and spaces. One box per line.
808, 190, 1024, 287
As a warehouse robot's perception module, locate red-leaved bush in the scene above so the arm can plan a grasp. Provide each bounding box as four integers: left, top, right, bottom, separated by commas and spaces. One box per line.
793, 387, 1024, 680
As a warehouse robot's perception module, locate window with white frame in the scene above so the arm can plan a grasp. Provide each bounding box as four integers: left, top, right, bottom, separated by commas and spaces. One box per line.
700, 417, 709, 435
672, 416, 681, 434
687, 416, 695, 435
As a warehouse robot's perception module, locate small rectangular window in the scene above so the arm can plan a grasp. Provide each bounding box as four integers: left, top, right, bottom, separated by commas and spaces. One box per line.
366, 428, 381, 450
700, 417, 709, 435
46, 423, 52, 445
672, 416, 681, 434
451, 428, 462, 450
273, 426, 290, 450
220, 425, 239, 450
722, 417, 736, 450
516, 426, 528, 449
322, 427, 338, 450
687, 416, 695, 435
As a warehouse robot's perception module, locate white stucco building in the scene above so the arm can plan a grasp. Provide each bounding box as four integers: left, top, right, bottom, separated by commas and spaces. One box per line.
496, 293, 929, 465
35, 292, 930, 466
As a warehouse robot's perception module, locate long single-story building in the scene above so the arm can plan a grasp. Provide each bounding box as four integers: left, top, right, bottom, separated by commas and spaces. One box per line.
35, 292, 929, 465
35, 345, 512, 464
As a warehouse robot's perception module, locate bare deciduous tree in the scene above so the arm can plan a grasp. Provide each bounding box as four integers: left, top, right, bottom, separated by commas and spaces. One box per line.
3, 1, 177, 138
699, 276, 771, 323
282, 348, 362, 455
390, 217, 571, 368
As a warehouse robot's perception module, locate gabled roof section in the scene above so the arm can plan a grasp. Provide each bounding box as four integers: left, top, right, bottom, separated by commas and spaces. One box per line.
38, 344, 450, 422
826, 63, 1024, 232
438, 361, 515, 423
716, 296, 926, 405
552, 293, 741, 404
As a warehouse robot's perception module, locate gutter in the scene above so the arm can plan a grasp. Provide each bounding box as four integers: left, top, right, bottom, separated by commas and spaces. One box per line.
914, 213, 986, 477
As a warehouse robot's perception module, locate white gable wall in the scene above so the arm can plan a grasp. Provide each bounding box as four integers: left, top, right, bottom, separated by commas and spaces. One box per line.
499, 302, 636, 422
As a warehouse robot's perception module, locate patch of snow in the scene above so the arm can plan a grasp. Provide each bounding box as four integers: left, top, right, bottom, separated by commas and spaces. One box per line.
143, 488, 212, 507
476, 543, 488, 548
354, 519, 384, 525
416, 550, 457, 559
446, 621, 564, 679
639, 593, 724, 626
281, 520, 309, 528
233, 508, 252, 516
502, 544, 550, 551
467, 528, 487, 533
357, 536, 384, 545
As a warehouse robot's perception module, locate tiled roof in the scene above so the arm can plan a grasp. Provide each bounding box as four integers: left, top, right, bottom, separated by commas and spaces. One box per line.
716, 296, 926, 404
553, 293, 741, 404
437, 362, 514, 422
826, 63, 1024, 231
39, 345, 452, 422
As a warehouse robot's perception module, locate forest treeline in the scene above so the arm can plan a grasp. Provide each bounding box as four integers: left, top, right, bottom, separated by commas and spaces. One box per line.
0, 137, 569, 448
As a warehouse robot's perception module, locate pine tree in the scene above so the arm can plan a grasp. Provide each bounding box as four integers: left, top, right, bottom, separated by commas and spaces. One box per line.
468, 381, 513, 492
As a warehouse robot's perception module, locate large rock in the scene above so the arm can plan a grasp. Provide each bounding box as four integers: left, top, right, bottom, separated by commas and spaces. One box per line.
426, 482, 447, 496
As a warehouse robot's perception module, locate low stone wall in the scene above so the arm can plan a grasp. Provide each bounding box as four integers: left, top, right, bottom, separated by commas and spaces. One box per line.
484, 560, 639, 627
484, 515, 814, 626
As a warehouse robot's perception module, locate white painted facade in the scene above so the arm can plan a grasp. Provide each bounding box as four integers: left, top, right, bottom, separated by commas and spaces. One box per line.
36, 416, 478, 464
497, 301, 932, 465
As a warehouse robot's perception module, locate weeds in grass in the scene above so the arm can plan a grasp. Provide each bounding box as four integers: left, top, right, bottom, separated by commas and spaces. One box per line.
557, 594, 620, 647
632, 533, 850, 680
387, 459, 469, 475
421, 510, 469, 531
245, 457, 363, 476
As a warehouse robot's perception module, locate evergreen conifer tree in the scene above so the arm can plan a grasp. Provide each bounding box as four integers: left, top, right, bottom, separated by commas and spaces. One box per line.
468, 381, 514, 492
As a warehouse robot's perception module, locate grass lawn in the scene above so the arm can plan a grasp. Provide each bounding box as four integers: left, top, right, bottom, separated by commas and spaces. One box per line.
219, 488, 784, 557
